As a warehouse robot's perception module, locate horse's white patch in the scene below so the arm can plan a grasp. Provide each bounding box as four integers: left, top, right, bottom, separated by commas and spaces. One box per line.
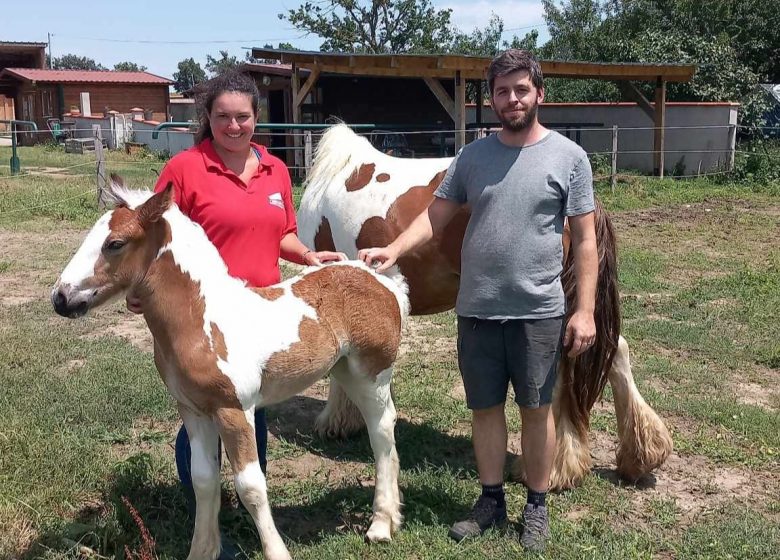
56, 211, 112, 290
298, 124, 452, 259
159, 207, 318, 410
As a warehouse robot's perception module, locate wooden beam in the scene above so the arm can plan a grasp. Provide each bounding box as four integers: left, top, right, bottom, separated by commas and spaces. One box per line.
616, 81, 654, 120
654, 78, 667, 177
290, 63, 301, 124
454, 71, 466, 150
251, 48, 697, 82
293, 67, 320, 109
423, 77, 456, 121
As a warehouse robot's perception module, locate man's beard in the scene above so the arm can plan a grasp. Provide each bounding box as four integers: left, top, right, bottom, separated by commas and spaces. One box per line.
497, 102, 538, 132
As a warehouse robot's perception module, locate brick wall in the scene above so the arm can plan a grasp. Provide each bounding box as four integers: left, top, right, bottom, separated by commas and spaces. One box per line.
61, 84, 169, 119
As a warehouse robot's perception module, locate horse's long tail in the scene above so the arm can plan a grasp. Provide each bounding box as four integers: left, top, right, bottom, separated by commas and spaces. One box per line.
560, 199, 621, 439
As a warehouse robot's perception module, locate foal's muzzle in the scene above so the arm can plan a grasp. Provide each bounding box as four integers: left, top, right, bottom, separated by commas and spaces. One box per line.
51, 285, 91, 318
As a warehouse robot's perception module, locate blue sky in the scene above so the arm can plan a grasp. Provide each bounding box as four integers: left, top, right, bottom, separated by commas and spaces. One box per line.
5, 0, 548, 78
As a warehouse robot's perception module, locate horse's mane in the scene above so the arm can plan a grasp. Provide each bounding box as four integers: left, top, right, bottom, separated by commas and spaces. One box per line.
302, 124, 377, 210
106, 174, 156, 209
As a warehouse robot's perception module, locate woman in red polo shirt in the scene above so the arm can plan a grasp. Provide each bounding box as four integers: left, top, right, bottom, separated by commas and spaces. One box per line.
128, 71, 344, 531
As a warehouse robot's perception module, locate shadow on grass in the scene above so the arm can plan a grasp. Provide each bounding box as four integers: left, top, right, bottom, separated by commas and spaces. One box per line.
21, 402, 478, 560
266, 395, 476, 472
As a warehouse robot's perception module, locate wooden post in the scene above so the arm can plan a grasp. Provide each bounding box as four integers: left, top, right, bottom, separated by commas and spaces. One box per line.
728, 124, 737, 171
290, 63, 301, 174
304, 130, 313, 176
653, 78, 666, 177
475, 80, 483, 127
454, 70, 466, 150
93, 125, 107, 209
611, 125, 618, 192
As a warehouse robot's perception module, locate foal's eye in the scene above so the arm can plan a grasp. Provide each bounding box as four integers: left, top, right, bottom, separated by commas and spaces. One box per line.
104, 240, 126, 253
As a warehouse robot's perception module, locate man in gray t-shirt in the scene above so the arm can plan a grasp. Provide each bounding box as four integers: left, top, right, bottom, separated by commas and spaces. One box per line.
359, 49, 598, 552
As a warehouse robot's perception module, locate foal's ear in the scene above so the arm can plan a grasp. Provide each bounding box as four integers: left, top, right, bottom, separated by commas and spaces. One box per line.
138, 183, 173, 224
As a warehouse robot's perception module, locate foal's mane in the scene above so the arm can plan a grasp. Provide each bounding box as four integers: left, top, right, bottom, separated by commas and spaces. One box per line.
105, 173, 156, 209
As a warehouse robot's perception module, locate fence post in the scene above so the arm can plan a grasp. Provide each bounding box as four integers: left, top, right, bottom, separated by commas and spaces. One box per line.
728, 124, 737, 171
304, 130, 313, 176
611, 125, 618, 192
93, 125, 107, 209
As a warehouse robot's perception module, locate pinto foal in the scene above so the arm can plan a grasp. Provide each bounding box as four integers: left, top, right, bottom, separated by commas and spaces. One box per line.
52, 182, 409, 560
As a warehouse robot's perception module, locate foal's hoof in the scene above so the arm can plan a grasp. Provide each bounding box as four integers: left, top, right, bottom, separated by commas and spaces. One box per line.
365, 522, 392, 543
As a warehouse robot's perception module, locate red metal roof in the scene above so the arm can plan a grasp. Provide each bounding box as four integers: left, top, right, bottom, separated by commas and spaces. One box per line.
0, 68, 172, 85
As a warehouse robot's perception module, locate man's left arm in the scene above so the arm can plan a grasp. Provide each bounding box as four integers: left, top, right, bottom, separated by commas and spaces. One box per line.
563, 211, 598, 357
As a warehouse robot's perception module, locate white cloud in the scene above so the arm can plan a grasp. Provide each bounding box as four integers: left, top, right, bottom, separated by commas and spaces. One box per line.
438, 0, 546, 35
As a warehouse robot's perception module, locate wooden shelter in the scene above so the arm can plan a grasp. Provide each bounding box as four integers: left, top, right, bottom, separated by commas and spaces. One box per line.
251, 48, 696, 176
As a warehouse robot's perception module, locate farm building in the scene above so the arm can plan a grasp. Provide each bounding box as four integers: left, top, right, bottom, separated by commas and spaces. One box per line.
0, 41, 47, 132
0, 68, 172, 143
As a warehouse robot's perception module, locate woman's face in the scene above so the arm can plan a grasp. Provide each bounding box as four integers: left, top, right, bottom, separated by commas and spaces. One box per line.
208, 92, 256, 153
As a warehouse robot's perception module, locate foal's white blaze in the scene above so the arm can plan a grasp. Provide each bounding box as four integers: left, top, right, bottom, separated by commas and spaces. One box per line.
54, 211, 112, 294
159, 209, 318, 409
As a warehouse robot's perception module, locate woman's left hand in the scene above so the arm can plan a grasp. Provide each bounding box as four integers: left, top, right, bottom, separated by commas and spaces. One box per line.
304, 250, 348, 266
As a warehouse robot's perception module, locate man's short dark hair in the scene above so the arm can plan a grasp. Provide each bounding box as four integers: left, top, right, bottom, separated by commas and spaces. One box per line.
487, 49, 544, 95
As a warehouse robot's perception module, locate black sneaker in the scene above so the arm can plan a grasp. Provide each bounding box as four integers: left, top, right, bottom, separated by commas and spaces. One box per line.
448, 495, 508, 542
519, 504, 550, 552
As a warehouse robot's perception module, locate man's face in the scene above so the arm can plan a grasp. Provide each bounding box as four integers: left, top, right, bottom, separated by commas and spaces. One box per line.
490, 70, 544, 132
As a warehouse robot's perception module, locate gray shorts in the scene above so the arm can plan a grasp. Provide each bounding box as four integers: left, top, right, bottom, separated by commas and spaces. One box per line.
457, 315, 564, 410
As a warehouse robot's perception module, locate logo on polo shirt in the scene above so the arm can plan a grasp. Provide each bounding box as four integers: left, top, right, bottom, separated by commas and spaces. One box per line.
268, 192, 284, 209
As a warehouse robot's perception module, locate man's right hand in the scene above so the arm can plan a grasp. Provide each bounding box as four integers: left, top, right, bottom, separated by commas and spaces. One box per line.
358, 246, 400, 273
126, 294, 143, 314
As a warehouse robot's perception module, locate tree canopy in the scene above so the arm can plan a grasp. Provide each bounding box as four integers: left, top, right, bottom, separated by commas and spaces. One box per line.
113, 61, 148, 72
52, 54, 106, 71
173, 58, 206, 93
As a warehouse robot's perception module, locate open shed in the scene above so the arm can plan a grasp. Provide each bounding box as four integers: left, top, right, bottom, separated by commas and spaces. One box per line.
250, 48, 696, 176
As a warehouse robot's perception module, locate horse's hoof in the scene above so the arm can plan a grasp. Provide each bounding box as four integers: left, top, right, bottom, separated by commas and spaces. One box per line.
366, 522, 392, 543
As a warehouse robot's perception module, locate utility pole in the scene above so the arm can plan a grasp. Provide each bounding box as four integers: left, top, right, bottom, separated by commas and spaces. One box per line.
47, 33, 52, 68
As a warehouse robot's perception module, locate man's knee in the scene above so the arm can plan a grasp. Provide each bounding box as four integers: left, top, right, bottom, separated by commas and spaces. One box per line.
519, 404, 552, 424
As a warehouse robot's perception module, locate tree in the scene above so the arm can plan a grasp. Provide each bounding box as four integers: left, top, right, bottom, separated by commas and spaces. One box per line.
113, 61, 148, 72
280, 0, 455, 54
173, 57, 206, 93
537, 0, 776, 125
52, 54, 106, 71
205, 50, 240, 76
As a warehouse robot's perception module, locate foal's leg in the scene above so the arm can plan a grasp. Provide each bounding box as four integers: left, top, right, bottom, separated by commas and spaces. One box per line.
332, 360, 401, 542
178, 405, 221, 560
214, 407, 291, 560
609, 336, 673, 481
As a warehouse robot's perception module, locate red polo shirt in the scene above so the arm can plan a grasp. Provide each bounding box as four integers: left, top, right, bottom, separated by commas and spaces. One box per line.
154, 138, 297, 287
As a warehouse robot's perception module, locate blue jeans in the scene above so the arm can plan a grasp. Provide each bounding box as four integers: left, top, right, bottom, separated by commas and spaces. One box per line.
175, 409, 268, 488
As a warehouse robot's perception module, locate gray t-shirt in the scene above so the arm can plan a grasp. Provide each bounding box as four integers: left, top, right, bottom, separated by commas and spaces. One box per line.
434, 130, 594, 319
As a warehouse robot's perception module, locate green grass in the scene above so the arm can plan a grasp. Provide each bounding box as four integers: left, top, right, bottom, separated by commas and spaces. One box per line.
0, 144, 778, 558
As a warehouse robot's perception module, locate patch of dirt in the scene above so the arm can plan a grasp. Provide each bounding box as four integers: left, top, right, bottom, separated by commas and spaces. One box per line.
0, 228, 85, 308
104, 315, 153, 353
732, 381, 778, 411
589, 430, 779, 525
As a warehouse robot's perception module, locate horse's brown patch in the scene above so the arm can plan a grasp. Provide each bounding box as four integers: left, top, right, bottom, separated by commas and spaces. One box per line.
314, 217, 337, 252
213, 407, 257, 473
357, 169, 465, 315
254, 286, 284, 300
146, 252, 242, 413
296, 266, 400, 375
376, 173, 391, 182
210, 321, 228, 361
345, 163, 376, 191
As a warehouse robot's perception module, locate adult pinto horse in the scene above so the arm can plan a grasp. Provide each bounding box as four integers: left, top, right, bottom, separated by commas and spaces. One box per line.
298, 124, 672, 490
52, 178, 409, 560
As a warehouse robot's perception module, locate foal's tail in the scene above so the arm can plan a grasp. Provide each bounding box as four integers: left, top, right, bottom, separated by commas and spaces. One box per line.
560, 199, 621, 438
